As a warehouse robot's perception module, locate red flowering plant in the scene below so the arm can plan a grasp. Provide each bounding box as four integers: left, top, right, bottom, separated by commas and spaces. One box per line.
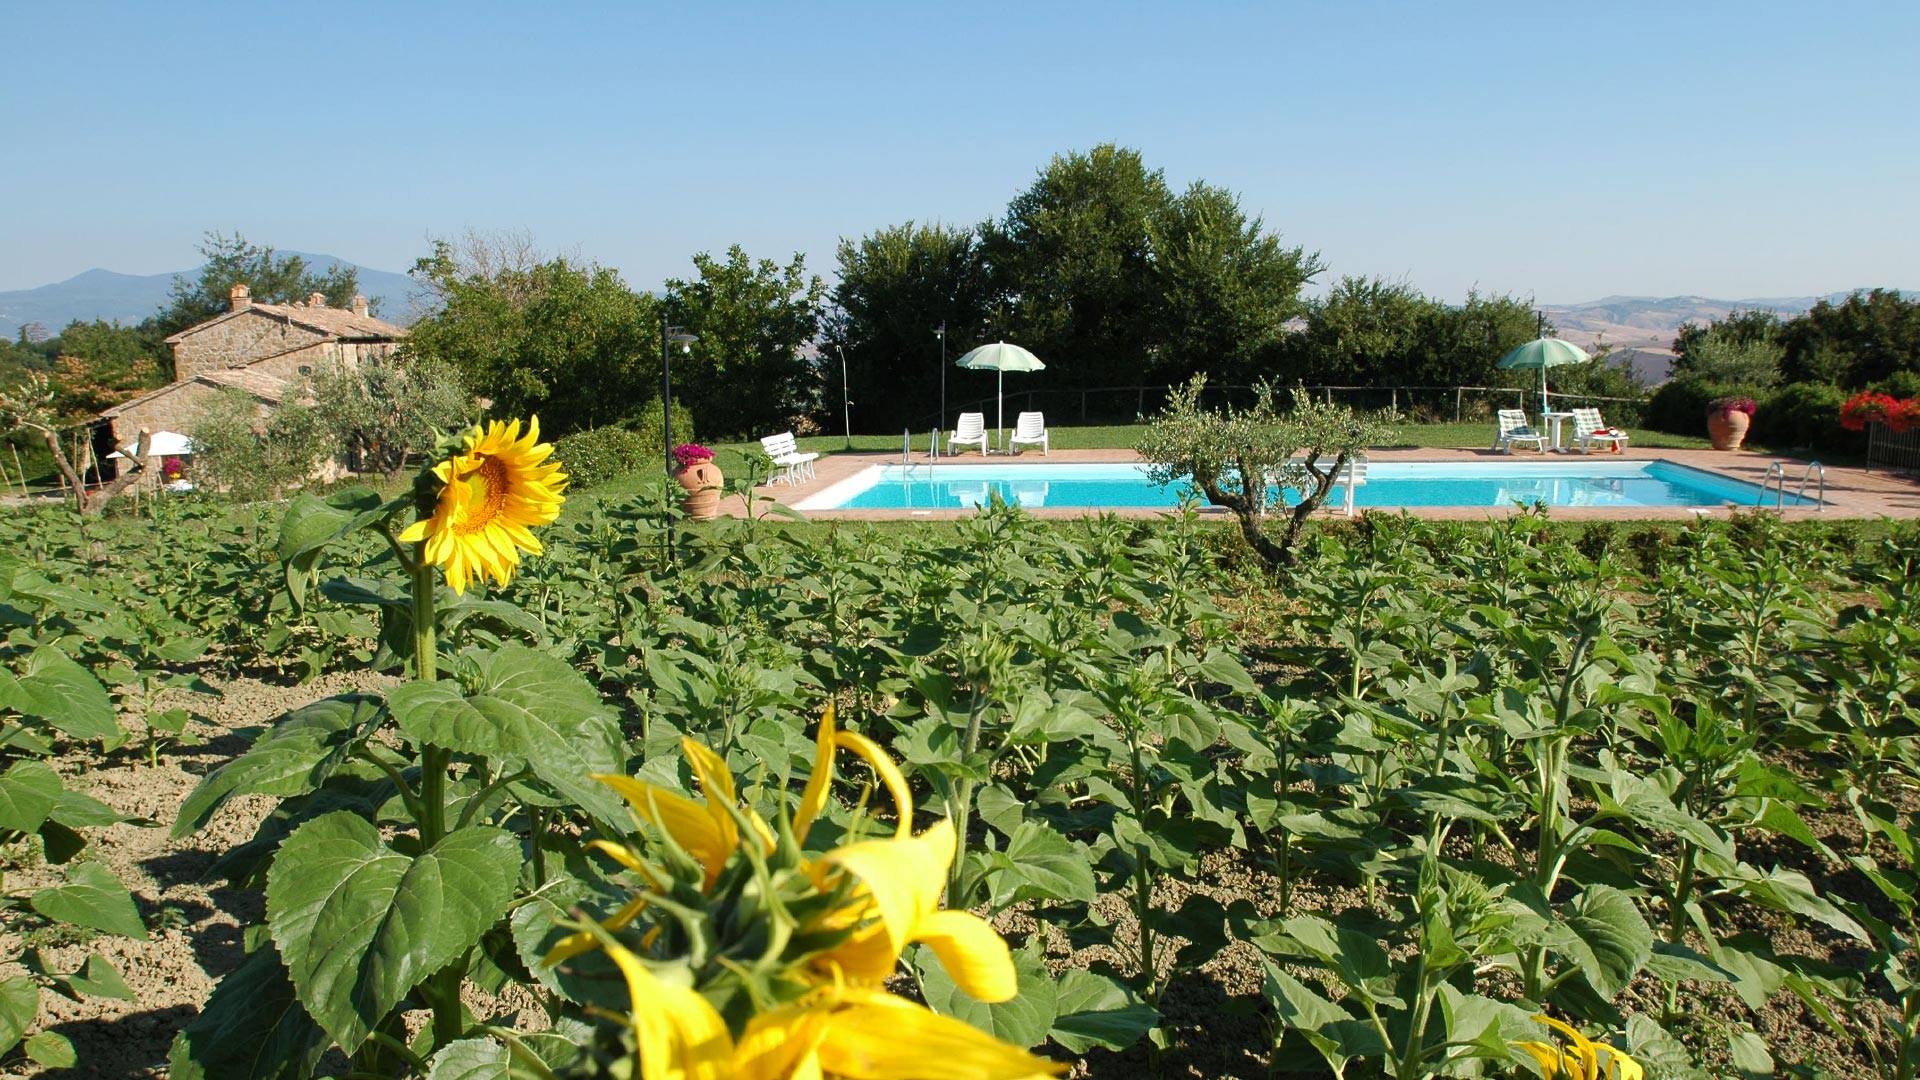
671, 443, 716, 469
161, 455, 187, 479
1840, 391, 1918, 433
1707, 396, 1757, 419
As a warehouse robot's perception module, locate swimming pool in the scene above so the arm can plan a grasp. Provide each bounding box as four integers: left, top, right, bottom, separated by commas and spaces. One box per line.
797, 460, 1815, 511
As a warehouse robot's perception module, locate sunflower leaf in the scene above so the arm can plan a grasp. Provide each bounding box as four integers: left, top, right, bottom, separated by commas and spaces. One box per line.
266, 813, 521, 1054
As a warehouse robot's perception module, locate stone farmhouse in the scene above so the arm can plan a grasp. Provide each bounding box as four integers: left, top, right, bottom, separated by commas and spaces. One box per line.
94, 283, 408, 478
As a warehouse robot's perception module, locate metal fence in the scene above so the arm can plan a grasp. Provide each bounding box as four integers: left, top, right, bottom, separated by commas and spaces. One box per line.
1868, 422, 1920, 475
913, 384, 1649, 430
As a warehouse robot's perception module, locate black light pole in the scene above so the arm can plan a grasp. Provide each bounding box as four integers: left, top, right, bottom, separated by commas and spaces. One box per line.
935, 321, 946, 439
660, 312, 696, 555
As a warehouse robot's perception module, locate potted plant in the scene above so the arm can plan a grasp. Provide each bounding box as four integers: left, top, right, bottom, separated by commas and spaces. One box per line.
671, 443, 723, 521
1706, 396, 1756, 451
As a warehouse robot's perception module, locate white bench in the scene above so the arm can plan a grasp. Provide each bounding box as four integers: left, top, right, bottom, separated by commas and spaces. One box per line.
1313, 454, 1368, 516
758, 432, 819, 486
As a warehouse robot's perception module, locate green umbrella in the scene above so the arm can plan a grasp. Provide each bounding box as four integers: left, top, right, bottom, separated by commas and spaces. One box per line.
954, 341, 1046, 453
1496, 337, 1591, 416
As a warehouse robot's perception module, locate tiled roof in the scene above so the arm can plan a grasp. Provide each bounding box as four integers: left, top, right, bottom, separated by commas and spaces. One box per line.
251, 302, 408, 340
195, 367, 290, 401
98, 366, 292, 418
164, 302, 408, 343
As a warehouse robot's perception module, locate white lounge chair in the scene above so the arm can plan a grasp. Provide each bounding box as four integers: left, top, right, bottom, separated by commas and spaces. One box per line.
1495, 409, 1548, 454
1570, 408, 1629, 454
758, 431, 819, 486
1312, 454, 1368, 516
947, 412, 990, 456
1007, 411, 1049, 455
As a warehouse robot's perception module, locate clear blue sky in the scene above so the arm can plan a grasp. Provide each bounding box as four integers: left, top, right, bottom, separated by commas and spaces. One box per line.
3, 1, 1915, 302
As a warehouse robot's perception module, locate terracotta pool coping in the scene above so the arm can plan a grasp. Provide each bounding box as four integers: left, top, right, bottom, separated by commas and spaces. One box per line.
723, 446, 1920, 522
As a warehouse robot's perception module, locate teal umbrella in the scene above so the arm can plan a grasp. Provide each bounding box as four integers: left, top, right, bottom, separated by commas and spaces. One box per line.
1496, 337, 1591, 416
954, 341, 1046, 452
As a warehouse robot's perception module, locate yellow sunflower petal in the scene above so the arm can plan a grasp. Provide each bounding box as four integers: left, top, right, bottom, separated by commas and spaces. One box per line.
793, 704, 838, 845
1512, 1040, 1572, 1078
815, 820, 958, 981
813, 993, 1065, 1079
1601, 1046, 1644, 1080
914, 909, 1017, 1003
600, 940, 733, 1080
833, 729, 915, 839
593, 774, 733, 885
735, 1002, 832, 1080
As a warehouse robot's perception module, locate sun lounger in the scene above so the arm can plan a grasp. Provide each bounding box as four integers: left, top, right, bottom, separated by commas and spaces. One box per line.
1495, 409, 1548, 454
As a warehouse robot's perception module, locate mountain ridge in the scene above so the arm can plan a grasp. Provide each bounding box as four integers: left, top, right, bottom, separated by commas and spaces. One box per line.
0, 255, 421, 338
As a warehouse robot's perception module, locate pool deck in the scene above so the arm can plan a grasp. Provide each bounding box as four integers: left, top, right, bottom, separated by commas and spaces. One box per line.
736, 446, 1920, 522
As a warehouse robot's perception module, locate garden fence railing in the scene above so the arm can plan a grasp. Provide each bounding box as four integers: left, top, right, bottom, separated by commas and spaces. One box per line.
1867, 421, 1920, 475
911, 383, 1650, 431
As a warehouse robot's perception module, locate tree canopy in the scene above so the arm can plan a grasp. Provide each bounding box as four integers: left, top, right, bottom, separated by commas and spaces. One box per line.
402, 240, 655, 436
154, 232, 361, 340
822, 222, 994, 432
663, 245, 824, 440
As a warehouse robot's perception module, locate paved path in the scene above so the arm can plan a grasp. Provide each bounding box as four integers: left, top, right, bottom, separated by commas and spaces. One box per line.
739, 445, 1920, 522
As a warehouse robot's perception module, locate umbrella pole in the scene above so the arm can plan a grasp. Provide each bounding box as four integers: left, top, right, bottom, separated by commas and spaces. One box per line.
996, 369, 1004, 455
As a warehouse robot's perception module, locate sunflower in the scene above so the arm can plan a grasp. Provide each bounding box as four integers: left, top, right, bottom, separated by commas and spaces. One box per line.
398, 417, 568, 593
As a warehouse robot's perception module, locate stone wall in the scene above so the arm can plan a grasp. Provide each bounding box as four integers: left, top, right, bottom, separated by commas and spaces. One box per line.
173, 312, 328, 381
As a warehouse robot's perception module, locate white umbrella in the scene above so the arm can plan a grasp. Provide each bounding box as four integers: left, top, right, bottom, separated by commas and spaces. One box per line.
106, 431, 193, 459
954, 342, 1046, 453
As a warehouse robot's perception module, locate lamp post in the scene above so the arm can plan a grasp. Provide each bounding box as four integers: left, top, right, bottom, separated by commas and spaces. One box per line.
935, 321, 946, 437
660, 312, 697, 555
837, 345, 853, 450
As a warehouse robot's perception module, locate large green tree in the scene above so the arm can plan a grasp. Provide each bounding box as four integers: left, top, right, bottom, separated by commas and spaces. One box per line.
824, 221, 994, 432
403, 241, 655, 435
1149, 180, 1322, 386
153, 232, 362, 340
1776, 288, 1920, 387
1277, 278, 1542, 389
981, 145, 1170, 389
46, 320, 167, 419
663, 245, 824, 440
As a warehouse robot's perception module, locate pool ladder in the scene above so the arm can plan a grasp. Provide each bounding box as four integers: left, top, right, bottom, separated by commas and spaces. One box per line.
1761, 461, 1825, 511
899, 428, 940, 476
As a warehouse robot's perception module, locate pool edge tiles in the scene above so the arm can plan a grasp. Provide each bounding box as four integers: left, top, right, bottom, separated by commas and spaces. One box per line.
794, 464, 887, 510
795, 458, 1814, 513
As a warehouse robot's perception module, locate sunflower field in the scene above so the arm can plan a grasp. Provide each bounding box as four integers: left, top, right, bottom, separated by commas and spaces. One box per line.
1, 421, 1918, 1079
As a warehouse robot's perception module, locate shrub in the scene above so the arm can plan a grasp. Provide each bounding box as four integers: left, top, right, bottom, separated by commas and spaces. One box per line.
1644, 377, 1763, 436
552, 426, 649, 489
1758, 382, 1862, 453
626, 396, 696, 466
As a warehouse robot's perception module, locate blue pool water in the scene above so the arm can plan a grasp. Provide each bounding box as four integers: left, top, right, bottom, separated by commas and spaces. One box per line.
799, 460, 1813, 511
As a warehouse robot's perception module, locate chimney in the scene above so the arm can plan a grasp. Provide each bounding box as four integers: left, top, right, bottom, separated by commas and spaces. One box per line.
308, 291, 328, 308
230, 283, 251, 312
350, 294, 369, 317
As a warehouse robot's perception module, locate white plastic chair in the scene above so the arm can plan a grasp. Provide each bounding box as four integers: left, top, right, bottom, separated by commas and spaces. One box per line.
1495, 409, 1548, 454
1007, 411, 1049, 455
758, 431, 819, 485
947, 412, 989, 456
1570, 408, 1629, 454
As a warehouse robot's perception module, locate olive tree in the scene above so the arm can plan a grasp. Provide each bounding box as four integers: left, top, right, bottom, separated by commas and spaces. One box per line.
306, 357, 475, 476
189, 388, 334, 501
1137, 376, 1397, 569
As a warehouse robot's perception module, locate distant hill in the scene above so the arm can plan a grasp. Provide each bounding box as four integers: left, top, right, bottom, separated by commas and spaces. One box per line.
1543, 290, 1910, 385
0, 254, 421, 338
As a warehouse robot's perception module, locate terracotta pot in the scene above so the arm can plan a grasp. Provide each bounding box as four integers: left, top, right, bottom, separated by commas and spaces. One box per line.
1706, 410, 1750, 451
674, 461, 724, 520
